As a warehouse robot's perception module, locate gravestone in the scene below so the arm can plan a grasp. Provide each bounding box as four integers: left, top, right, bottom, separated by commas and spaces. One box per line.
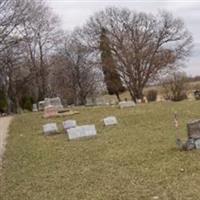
67, 125, 96, 140
43, 105, 58, 118
32, 104, 38, 112
182, 138, 195, 151
119, 101, 135, 109
187, 120, 200, 139
103, 116, 118, 126
43, 123, 59, 136
63, 120, 77, 131
38, 101, 45, 111
195, 139, 200, 149
44, 97, 63, 111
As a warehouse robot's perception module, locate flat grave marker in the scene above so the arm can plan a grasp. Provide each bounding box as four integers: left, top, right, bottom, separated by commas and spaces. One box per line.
63, 120, 77, 131
119, 101, 135, 109
67, 125, 96, 140
43, 123, 59, 136
103, 116, 118, 126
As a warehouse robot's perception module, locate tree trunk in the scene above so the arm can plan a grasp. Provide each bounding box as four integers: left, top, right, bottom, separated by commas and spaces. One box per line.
115, 92, 121, 102
127, 87, 136, 103
127, 86, 144, 103
134, 89, 144, 102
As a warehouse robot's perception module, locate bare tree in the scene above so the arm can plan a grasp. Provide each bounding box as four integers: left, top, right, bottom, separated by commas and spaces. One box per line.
83, 8, 193, 102
16, 0, 61, 100
50, 32, 103, 105
0, 0, 62, 112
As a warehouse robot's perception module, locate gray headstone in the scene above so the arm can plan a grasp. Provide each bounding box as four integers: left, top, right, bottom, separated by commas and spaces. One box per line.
119, 101, 135, 109
195, 139, 200, 149
44, 97, 63, 110
38, 101, 45, 111
67, 125, 96, 140
182, 138, 195, 151
187, 119, 200, 139
32, 104, 38, 112
43, 123, 59, 136
63, 120, 77, 131
103, 116, 118, 126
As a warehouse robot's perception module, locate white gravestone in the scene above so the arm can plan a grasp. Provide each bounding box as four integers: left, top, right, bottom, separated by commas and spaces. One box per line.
38, 101, 45, 111
63, 120, 77, 131
43, 123, 59, 136
44, 97, 63, 110
103, 116, 118, 126
195, 139, 200, 149
32, 104, 38, 112
67, 125, 96, 140
119, 101, 135, 109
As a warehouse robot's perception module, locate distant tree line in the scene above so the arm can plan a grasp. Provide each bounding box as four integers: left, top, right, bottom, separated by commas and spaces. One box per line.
0, 1, 193, 113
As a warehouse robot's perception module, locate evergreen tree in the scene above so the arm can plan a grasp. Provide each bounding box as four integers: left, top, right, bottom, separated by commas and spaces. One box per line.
99, 27, 125, 101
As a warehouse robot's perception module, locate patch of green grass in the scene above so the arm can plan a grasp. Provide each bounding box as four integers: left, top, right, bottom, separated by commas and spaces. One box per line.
1, 101, 200, 200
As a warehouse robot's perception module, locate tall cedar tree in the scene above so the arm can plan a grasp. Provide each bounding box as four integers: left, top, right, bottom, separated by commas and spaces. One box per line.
99, 28, 125, 101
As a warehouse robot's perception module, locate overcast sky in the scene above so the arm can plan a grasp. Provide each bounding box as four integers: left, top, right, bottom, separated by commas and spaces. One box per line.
47, 0, 200, 76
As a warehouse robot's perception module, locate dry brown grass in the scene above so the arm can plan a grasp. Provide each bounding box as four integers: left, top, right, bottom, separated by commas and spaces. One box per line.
1, 100, 200, 199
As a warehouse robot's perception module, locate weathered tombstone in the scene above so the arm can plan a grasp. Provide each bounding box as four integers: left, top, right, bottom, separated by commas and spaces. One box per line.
182, 138, 195, 151
67, 125, 96, 140
38, 101, 45, 111
103, 116, 118, 126
63, 120, 77, 132
43, 123, 59, 136
44, 97, 63, 111
32, 104, 38, 112
119, 101, 135, 109
195, 139, 200, 149
43, 105, 58, 118
187, 120, 200, 139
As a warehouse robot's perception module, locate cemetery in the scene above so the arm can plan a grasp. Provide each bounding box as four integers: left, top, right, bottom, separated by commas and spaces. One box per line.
0, 1, 200, 199
2, 100, 200, 200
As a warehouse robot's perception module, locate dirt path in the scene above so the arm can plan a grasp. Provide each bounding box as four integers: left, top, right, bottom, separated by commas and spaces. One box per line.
0, 116, 13, 166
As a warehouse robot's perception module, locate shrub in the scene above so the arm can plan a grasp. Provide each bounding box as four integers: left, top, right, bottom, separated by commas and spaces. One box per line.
161, 72, 188, 101
20, 96, 33, 111
146, 89, 157, 102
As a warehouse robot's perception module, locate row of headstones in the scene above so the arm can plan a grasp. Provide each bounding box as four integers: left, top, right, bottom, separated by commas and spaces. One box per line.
86, 99, 136, 108
43, 116, 118, 140
34, 99, 136, 112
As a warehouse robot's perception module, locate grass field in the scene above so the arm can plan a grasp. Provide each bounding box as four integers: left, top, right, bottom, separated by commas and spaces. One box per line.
1, 100, 200, 200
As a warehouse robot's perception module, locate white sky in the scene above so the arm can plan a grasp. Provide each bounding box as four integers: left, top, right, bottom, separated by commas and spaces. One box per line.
46, 0, 200, 76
